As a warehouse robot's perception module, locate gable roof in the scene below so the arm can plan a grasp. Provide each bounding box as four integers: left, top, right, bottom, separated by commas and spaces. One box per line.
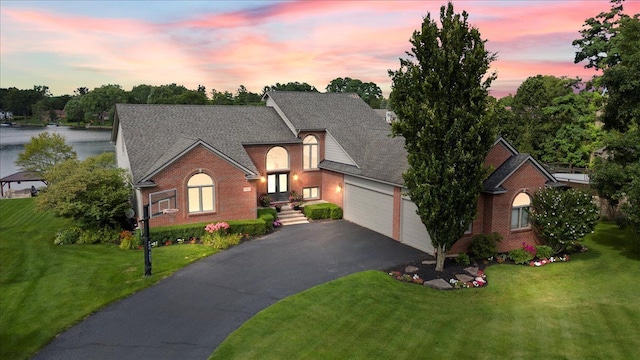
114, 104, 296, 184
264, 92, 393, 169
483, 151, 559, 194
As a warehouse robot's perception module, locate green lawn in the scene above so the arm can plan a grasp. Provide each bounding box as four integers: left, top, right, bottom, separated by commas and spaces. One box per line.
0, 198, 216, 360
212, 223, 640, 359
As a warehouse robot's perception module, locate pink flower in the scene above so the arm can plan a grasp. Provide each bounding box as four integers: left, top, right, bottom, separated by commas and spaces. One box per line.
205, 222, 230, 233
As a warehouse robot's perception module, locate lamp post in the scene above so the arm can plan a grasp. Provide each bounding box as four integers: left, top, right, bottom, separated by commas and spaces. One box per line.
141, 204, 152, 276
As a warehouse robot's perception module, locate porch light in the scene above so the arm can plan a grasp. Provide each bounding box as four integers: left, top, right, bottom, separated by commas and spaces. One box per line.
293, 173, 299, 181
336, 183, 342, 193
260, 176, 266, 183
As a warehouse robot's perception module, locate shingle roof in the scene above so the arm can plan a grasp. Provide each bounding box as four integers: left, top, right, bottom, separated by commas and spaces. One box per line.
265, 91, 408, 184
483, 152, 559, 193
114, 104, 296, 184
264, 92, 393, 168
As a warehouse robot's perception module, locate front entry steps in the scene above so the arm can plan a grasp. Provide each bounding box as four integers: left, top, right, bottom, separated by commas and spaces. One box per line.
277, 204, 309, 226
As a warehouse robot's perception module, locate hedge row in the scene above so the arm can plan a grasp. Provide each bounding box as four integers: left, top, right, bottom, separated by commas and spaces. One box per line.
147, 216, 271, 243
303, 203, 343, 220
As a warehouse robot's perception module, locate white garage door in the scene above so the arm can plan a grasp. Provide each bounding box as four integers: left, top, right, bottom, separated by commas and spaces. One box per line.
344, 176, 394, 238
401, 198, 434, 255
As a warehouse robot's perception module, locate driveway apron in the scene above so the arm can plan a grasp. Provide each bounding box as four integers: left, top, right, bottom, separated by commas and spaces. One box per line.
32, 220, 427, 360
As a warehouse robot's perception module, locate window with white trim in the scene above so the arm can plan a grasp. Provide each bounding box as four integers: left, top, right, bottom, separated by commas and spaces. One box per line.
303, 135, 318, 170
187, 173, 215, 213
303, 187, 319, 199
266, 146, 289, 171
511, 192, 531, 229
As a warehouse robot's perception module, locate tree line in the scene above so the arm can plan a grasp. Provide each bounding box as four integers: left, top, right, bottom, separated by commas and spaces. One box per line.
0, 78, 385, 126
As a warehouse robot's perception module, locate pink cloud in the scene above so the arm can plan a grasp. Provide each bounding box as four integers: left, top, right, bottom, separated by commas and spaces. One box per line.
2, 0, 637, 97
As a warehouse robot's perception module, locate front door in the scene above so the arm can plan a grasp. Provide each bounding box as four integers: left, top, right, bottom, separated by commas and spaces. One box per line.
267, 173, 289, 202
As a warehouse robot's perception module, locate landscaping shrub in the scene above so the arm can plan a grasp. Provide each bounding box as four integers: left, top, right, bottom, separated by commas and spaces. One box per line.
54, 226, 82, 245
468, 232, 502, 260
118, 230, 140, 250
204, 233, 243, 250
258, 208, 276, 231
229, 219, 267, 236
303, 203, 343, 220
508, 248, 535, 265
77, 228, 120, 244
529, 187, 599, 254
148, 218, 268, 244
455, 253, 471, 265
535, 245, 554, 259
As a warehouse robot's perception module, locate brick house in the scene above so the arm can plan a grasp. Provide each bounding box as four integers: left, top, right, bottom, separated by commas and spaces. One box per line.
111, 91, 560, 255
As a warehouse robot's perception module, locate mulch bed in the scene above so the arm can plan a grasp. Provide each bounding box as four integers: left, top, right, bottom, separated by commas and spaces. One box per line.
385, 257, 487, 289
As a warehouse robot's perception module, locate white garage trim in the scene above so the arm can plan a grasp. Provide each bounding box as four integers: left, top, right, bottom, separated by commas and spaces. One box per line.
400, 197, 434, 255
344, 176, 394, 238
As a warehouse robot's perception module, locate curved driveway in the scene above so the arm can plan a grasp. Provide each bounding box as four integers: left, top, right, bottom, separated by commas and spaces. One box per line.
33, 220, 427, 360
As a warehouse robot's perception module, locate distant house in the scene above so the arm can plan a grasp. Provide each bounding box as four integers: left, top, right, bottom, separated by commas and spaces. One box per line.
112, 92, 560, 255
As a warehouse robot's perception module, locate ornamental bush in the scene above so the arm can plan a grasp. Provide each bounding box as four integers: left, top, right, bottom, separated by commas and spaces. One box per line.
529, 187, 599, 254
303, 203, 343, 220
535, 245, 554, 259
508, 248, 534, 265
468, 232, 502, 260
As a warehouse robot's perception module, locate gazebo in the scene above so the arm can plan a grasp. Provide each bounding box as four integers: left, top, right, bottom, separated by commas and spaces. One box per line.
0, 171, 46, 198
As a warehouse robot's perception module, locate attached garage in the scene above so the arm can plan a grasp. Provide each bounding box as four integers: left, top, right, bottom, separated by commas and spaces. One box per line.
343, 176, 394, 238
400, 197, 435, 255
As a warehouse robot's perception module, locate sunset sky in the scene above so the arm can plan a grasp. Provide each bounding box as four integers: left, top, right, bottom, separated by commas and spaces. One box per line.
1, 0, 638, 99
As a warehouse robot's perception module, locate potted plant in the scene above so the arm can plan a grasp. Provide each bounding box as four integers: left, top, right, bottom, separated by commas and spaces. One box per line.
274, 203, 282, 212
259, 193, 271, 207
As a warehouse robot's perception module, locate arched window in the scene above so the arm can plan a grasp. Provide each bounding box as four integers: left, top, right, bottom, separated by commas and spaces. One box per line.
511, 192, 531, 229
266, 146, 289, 171
187, 173, 215, 213
303, 135, 318, 170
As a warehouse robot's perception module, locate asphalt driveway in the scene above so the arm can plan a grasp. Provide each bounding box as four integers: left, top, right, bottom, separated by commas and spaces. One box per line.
33, 220, 427, 360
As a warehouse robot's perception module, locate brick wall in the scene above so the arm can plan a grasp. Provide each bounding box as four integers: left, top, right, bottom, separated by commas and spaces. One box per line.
321, 170, 344, 208
140, 145, 257, 227
485, 142, 513, 171
449, 161, 547, 254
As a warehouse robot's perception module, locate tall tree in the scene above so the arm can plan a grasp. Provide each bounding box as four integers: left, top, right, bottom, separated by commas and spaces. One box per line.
211, 89, 234, 105
326, 77, 383, 108
599, 14, 640, 131
81, 84, 127, 124
15, 132, 77, 178
572, 0, 626, 71
234, 85, 262, 105
389, 2, 496, 271
262, 82, 318, 94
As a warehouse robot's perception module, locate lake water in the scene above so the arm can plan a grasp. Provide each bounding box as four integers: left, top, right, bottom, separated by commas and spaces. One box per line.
0, 125, 114, 191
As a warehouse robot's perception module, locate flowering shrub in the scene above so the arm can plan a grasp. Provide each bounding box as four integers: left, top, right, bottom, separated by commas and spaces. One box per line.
273, 220, 282, 227
529, 187, 599, 254
205, 222, 230, 233
523, 242, 537, 257
202, 222, 240, 249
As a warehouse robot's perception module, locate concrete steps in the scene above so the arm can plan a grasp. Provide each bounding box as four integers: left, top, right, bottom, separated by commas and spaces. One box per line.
277, 205, 309, 226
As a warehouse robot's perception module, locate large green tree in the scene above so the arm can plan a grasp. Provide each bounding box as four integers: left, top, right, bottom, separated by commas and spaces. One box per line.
389, 2, 496, 271
326, 77, 383, 108
263, 82, 318, 94
37, 152, 131, 230
15, 132, 77, 178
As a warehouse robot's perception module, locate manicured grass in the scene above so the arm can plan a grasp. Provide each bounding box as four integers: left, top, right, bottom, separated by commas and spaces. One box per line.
0, 198, 216, 360
211, 223, 640, 359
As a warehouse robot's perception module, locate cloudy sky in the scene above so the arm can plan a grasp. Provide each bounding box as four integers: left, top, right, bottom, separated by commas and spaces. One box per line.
1, 0, 637, 98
